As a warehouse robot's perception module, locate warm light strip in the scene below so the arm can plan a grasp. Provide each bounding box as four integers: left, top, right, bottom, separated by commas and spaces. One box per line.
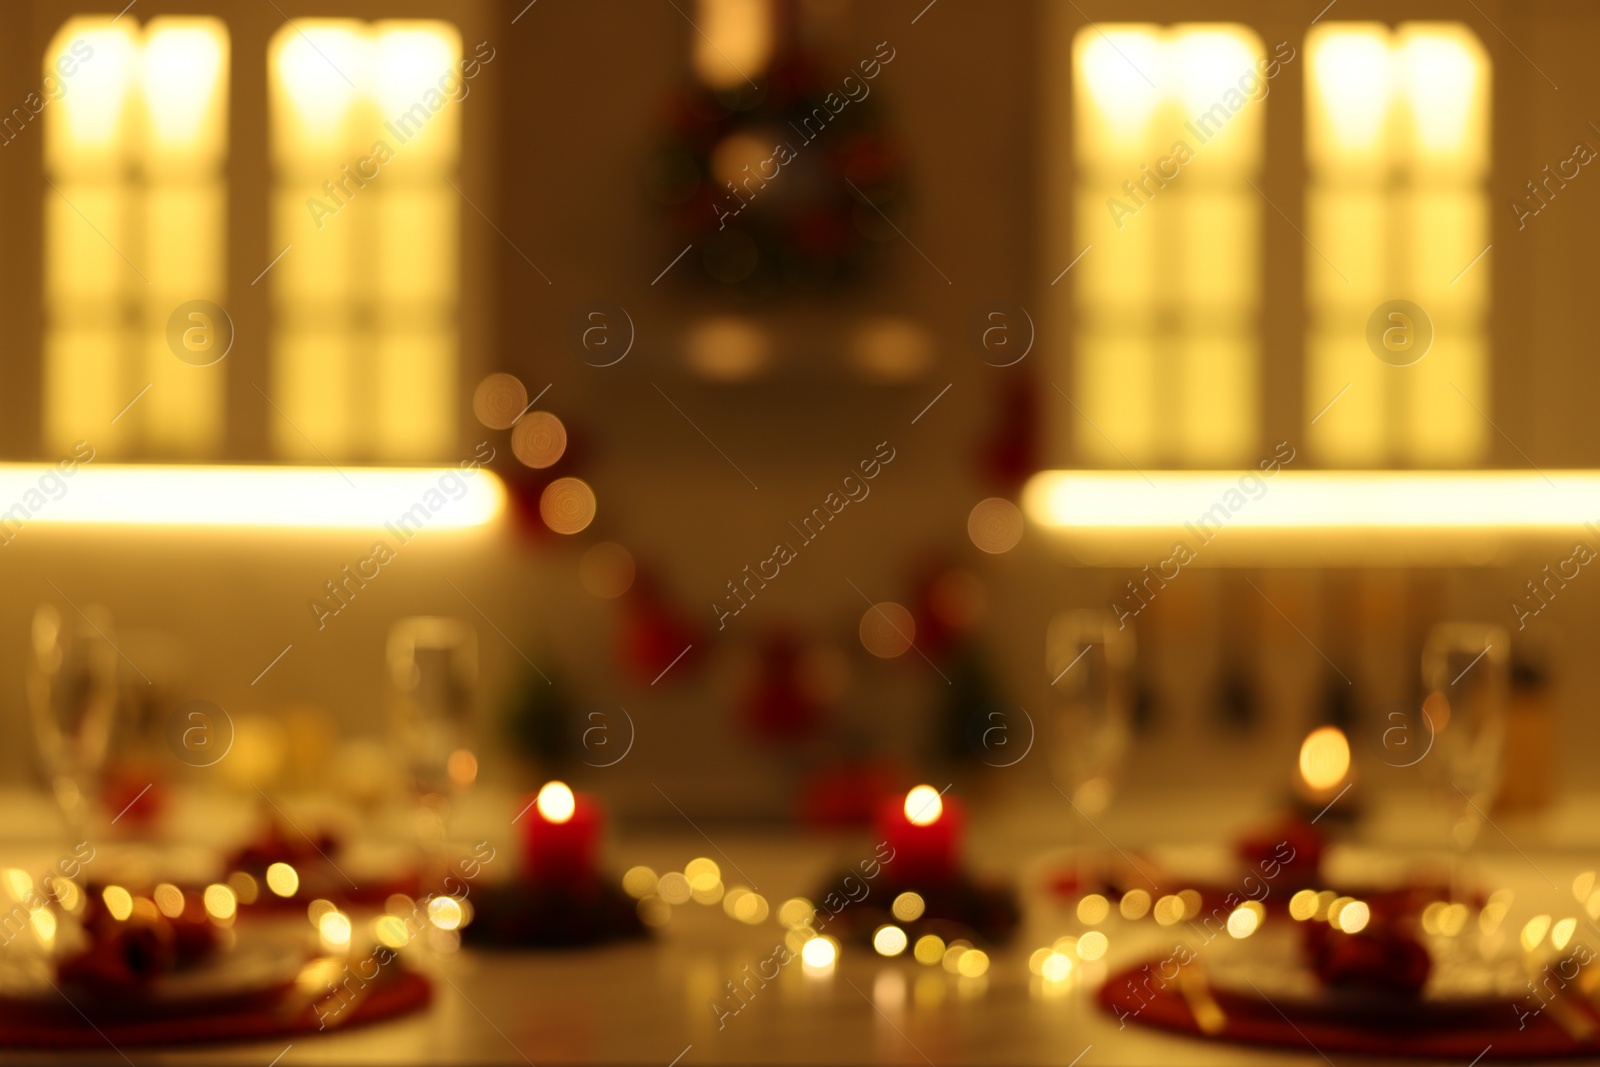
0, 464, 504, 530
1024, 470, 1600, 531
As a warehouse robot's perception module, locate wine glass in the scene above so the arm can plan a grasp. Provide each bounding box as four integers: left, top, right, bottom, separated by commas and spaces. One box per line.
388, 617, 478, 881
1047, 609, 1136, 816
1421, 623, 1508, 897
27, 603, 120, 838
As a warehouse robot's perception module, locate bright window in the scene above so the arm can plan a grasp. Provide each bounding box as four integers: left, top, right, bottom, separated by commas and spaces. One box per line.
269, 20, 462, 462
1065, 24, 1267, 467
1304, 23, 1489, 465
43, 16, 229, 458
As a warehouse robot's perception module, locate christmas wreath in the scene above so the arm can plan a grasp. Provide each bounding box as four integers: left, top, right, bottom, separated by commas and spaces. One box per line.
646, 43, 909, 299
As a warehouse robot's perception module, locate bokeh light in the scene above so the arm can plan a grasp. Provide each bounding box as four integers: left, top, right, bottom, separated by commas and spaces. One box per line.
319, 909, 352, 948
913, 934, 945, 965
1227, 904, 1261, 938
657, 872, 692, 905
428, 896, 463, 930
228, 871, 259, 905
1299, 726, 1351, 790
1077, 894, 1110, 924
473, 372, 527, 429
536, 780, 576, 823
1076, 930, 1108, 960
622, 866, 658, 899
860, 602, 916, 658
154, 883, 185, 918
265, 862, 300, 898
904, 785, 943, 826
892, 891, 925, 922
1334, 900, 1369, 934
874, 925, 908, 957
540, 477, 597, 535
778, 898, 814, 928
967, 497, 1025, 554
447, 748, 478, 786
512, 411, 568, 469
1119, 889, 1151, 920
203, 883, 237, 922
103, 885, 134, 921
1523, 914, 1552, 952
800, 935, 838, 971
375, 914, 413, 948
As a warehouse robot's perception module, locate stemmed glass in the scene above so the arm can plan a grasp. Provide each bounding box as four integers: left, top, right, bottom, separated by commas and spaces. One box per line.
1047, 610, 1135, 899
1047, 609, 1136, 814
1421, 623, 1509, 899
27, 603, 120, 839
388, 617, 478, 886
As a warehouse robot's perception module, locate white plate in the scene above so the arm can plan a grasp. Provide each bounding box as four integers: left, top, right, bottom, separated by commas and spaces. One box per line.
1204, 925, 1526, 1021
0, 926, 308, 1007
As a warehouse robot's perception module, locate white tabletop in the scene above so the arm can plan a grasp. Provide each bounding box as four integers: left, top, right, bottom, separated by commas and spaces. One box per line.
3, 787, 1600, 1066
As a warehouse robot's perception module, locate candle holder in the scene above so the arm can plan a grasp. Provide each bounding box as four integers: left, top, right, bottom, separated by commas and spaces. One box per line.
462, 783, 647, 949
811, 785, 1019, 947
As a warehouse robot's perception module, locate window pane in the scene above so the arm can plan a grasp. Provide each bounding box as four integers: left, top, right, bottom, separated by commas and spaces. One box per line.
269, 20, 461, 462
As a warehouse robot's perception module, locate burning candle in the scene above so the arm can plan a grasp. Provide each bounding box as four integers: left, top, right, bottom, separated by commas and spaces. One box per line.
520, 781, 602, 886
876, 785, 963, 887
1296, 726, 1351, 804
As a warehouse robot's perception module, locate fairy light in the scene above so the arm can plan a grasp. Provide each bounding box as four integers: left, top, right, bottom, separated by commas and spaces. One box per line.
941, 941, 971, 973
266, 862, 299, 897
1522, 914, 1552, 952
103, 886, 134, 921
153, 883, 186, 918
778, 897, 815, 928
913, 934, 945, 965
1077, 930, 1109, 960
1335, 900, 1370, 935
892, 892, 925, 921
3, 870, 33, 902
1154, 894, 1184, 926
1227, 904, 1261, 938
428, 896, 463, 930
801, 935, 837, 971
874, 925, 908, 957
203, 883, 237, 922
622, 866, 658, 899
374, 914, 413, 949
319, 910, 353, 949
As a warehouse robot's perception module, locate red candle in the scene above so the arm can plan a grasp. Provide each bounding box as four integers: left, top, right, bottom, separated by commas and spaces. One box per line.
876, 785, 963, 886
519, 781, 603, 886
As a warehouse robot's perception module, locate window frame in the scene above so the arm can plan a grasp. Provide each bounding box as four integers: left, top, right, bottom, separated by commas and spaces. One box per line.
5, 0, 495, 467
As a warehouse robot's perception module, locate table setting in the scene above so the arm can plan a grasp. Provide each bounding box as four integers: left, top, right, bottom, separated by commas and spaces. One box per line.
3, 587, 1597, 1067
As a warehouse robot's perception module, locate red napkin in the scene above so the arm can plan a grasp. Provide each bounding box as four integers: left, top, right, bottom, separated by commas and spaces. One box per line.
1101, 957, 1593, 1060
0, 971, 430, 1048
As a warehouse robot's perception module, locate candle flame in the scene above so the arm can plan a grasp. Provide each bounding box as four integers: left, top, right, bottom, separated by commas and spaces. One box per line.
1298, 726, 1350, 791
537, 781, 577, 824
904, 784, 943, 826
